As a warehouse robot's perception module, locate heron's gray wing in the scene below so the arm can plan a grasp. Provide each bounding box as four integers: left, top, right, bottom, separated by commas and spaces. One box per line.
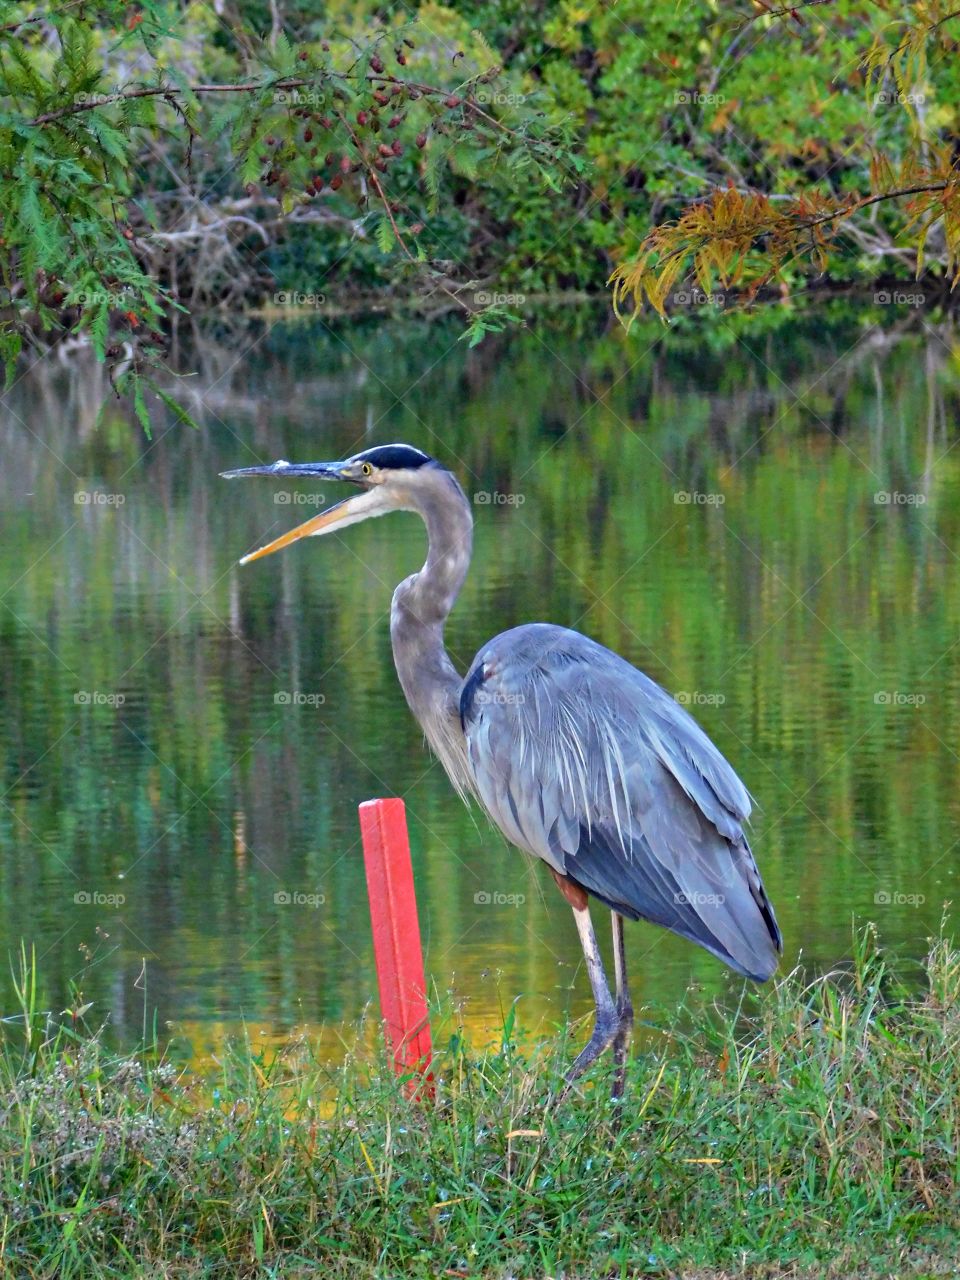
460, 624, 782, 981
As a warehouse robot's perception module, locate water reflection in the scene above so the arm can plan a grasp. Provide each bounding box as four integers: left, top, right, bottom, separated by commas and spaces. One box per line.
1, 304, 959, 1065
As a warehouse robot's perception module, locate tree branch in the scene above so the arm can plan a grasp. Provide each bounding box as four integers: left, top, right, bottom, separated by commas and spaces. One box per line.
29, 69, 525, 139
739, 0, 838, 29
30, 79, 313, 126
803, 181, 955, 232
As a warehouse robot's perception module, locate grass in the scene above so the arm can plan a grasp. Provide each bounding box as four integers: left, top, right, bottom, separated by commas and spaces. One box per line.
2, 927, 960, 1278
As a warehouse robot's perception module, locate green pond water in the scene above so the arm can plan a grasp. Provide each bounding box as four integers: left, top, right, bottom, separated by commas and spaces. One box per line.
2, 304, 959, 1066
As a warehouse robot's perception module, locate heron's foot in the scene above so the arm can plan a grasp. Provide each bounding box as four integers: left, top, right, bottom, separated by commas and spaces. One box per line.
552, 1005, 619, 1107
611, 997, 634, 1108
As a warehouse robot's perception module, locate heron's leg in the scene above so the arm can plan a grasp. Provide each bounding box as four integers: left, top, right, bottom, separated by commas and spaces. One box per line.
559, 902, 618, 1095
611, 912, 634, 1102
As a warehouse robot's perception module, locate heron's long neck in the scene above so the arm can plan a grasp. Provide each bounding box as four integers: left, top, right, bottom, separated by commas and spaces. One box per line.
389, 476, 474, 794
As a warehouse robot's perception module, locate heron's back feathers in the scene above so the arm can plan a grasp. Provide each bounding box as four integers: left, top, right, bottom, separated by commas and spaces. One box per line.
460, 624, 782, 981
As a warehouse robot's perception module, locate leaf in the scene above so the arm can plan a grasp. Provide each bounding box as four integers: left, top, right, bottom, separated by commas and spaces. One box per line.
375, 214, 395, 255
459, 305, 523, 347
447, 142, 479, 182
89, 303, 109, 361
132, 374, 152, 438
272, 31, 297, 75
163, 65, 200, 120
424, 145, 446, 214
144, 380, 201, 431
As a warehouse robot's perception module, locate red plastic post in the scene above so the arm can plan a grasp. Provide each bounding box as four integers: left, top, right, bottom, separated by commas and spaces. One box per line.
358, 798, 433, 1094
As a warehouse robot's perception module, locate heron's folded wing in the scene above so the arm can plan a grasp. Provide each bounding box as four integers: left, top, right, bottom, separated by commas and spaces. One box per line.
461, 624, 781, 980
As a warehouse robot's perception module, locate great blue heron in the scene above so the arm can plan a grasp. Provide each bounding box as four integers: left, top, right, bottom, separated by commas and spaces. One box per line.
222, 443, 782, 1098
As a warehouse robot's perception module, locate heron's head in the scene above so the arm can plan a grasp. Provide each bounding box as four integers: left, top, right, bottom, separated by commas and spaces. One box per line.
220, 443, 462, 565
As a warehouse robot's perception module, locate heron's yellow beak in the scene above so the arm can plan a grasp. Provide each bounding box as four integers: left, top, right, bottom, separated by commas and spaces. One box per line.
239, 501, 342, 565
238, 487, 392, 566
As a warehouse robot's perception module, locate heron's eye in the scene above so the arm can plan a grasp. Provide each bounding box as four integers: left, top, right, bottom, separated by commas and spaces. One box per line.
361, 462, 373, 477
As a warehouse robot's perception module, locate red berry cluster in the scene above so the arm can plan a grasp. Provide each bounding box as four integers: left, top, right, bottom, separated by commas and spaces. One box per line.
247, 35, 477, 245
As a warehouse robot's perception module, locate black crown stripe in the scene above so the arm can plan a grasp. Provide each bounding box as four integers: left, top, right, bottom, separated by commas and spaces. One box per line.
350, 444, 434, 470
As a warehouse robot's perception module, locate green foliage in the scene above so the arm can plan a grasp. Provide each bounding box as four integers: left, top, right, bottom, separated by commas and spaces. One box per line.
0, 1, 573, 428
442, 0, 960, 309
4, 0, 960, 429
606, 1, 960, 317
3, 928, 960, 1275
460, 302, 524, 346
